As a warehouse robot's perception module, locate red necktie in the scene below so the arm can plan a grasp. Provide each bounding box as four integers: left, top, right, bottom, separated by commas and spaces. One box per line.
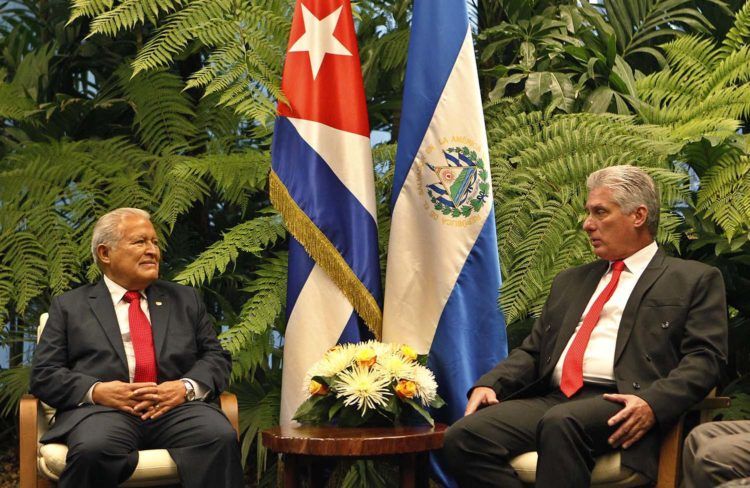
123, 291, 158, 383
560, 260, 626, 397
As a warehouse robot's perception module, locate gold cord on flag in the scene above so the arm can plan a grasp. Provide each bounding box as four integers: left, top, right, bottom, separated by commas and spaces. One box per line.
269, 170, 383, 338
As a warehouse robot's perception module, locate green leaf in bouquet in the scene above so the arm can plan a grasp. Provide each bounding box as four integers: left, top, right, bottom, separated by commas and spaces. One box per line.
338, 405, 373, 427
383, 395, 401, 416
429, 394, 446, 409
416, 354, 429, 366
312, 375, 335, 387
402, 398, 435, 427
292, 394, 336, 424
328, 401, 344, 421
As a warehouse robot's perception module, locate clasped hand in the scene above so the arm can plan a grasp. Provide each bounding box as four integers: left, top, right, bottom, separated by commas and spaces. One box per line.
92, 380, 186, 420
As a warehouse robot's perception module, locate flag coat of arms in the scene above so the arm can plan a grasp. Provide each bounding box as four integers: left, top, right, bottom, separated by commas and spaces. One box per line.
270, 0, 382, 425
382, 0, 508, 478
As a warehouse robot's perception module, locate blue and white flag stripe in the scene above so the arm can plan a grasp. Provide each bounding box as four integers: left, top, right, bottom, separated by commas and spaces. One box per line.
383, 0, 508, 482
273, 118, 381, 298
274, 117, 380, 424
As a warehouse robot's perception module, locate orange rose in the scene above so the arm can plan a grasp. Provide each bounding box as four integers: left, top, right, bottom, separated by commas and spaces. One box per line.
355, 348, 377, 368
400, 345, 418, 361
395, 379, 417, 399
309, 380, 329, 396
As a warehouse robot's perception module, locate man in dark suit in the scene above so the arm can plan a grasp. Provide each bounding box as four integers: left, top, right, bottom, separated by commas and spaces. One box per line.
442, 165, 728, 487
30, 208, 243, 488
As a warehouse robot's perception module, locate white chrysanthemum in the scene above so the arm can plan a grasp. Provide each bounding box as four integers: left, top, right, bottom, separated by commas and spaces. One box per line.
411, 365, 438, 404
302, 344, 357, 395
319, 344, 358, 375
358, 340, 395, 359
379, 352, 416, 381
334, 365, 392, 413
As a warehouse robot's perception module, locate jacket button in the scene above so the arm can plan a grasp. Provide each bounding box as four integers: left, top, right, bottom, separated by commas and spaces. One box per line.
661, 321, 670, 329
632, 382, 641, 389
545, 324, 552, 332
645, 354, 652, 362
546, 356, 551, 363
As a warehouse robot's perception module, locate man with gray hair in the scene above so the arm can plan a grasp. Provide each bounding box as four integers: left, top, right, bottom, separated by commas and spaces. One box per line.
30, 208, 243, 488
443, 165, 728, 487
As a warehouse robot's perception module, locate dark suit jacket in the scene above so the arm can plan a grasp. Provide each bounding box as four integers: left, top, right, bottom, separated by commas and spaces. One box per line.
30, 279, 232, 442
474, 249, 728, 480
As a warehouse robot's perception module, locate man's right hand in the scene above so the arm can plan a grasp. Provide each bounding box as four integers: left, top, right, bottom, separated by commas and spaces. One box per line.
91, 381, 158, 415
464, 386, 499, 416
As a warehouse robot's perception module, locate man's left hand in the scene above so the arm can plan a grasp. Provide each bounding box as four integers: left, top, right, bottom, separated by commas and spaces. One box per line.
603, 393, 656, 449
132, 380, 186, 420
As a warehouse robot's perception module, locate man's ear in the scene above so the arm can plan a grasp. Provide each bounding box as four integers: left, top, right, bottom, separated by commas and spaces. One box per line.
631, 205, 649, 229
97, 244, 111, 265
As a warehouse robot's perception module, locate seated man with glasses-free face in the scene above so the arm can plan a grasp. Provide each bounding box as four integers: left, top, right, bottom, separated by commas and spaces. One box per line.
31, 208, 243, 488
442, 165, 728, 488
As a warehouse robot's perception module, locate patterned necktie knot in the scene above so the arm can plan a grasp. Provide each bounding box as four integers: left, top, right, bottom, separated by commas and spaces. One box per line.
123, 291, 141, 303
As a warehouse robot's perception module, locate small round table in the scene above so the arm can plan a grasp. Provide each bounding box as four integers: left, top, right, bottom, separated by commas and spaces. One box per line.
262, 424, 447, 488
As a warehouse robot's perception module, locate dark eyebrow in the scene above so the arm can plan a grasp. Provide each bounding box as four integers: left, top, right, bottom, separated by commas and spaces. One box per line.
584, 204, 607, 212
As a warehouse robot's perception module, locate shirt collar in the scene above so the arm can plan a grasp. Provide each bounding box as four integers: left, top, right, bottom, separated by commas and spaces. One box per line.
614, 240, 658, 279
103, 274, 147, 305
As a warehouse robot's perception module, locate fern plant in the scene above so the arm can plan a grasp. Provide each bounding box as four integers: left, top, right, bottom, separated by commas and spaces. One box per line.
72, 0, 292, 132
485, 106, 689, 322
482, 2, 750, 326
635, 1, 750, 241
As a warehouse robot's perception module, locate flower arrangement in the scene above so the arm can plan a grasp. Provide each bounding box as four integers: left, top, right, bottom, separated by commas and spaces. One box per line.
293, 341, 445, 427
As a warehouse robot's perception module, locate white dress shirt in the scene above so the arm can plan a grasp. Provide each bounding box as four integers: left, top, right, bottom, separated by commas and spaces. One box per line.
551, 241, 659, 386
82, 275, 209, 403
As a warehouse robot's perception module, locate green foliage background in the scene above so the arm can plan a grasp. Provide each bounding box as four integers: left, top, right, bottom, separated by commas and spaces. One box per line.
1, 0, 749, 484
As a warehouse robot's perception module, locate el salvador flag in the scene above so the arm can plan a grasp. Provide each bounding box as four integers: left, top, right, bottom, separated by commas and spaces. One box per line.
270, 0, 382, 425
382, 0, 508, 483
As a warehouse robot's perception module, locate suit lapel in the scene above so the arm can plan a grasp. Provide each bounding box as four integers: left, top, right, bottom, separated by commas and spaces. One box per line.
147, 282, 170, 359
545, 260, 609, 375
88, 280, 128, 371
614, 249, 667, 364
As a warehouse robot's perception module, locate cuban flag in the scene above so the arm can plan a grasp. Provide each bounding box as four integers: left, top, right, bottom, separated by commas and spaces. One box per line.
271, 0, 382, 425
382, 0, 508, 481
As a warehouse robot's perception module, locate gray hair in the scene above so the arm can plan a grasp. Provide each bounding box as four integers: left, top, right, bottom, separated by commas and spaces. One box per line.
91, 208, 151, 265
587, 165, 660, 236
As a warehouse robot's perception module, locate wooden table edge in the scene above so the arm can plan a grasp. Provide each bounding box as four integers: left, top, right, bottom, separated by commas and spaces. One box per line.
261, 423, 447, 457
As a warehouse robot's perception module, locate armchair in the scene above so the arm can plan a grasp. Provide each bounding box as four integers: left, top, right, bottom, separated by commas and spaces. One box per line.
19, 313, 239, 488
508, 395, 730, 488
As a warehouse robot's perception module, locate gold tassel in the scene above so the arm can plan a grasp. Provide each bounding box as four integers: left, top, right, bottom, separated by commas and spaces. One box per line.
269, 171, 383, 338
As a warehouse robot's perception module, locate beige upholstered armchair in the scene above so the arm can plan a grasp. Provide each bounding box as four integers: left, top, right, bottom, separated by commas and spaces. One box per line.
508, 394, 730, 488
19, 313, 240, 488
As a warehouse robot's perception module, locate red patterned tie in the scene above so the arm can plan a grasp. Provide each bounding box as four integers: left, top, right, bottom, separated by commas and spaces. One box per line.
123, 291, 158, 383
560, 260, 626, 397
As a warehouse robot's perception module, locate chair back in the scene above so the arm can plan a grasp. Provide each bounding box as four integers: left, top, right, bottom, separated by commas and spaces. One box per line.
37, 313, 56, 424
38, 313, 48, 343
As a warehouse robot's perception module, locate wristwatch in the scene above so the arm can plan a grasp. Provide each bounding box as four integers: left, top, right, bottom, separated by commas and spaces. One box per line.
182, 379, 196, 401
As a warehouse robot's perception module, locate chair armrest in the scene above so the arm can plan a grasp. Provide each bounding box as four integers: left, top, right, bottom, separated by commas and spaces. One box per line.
655, 396, 731, 488
219, 392, 239, 440
19, 394, 39, 488
692, 397, 731, 411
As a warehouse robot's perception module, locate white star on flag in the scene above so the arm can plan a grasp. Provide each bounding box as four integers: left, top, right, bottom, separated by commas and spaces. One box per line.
289, 4, 352, 79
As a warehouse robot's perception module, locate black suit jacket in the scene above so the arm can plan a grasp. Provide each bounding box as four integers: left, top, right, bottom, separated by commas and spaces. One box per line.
30, 279, 232, 442
474, 249, 728, 479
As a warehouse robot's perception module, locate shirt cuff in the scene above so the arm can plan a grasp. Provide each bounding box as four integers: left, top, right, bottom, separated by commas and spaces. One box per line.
183, 378, 210, 401
80, 382, 100, 406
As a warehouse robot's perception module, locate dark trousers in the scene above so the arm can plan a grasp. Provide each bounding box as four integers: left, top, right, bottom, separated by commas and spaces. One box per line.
58, 402, 243, 488
442, 385, 623, 488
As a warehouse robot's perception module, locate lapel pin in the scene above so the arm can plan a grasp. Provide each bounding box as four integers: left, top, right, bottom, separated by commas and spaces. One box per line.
155, 301, 163, 306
